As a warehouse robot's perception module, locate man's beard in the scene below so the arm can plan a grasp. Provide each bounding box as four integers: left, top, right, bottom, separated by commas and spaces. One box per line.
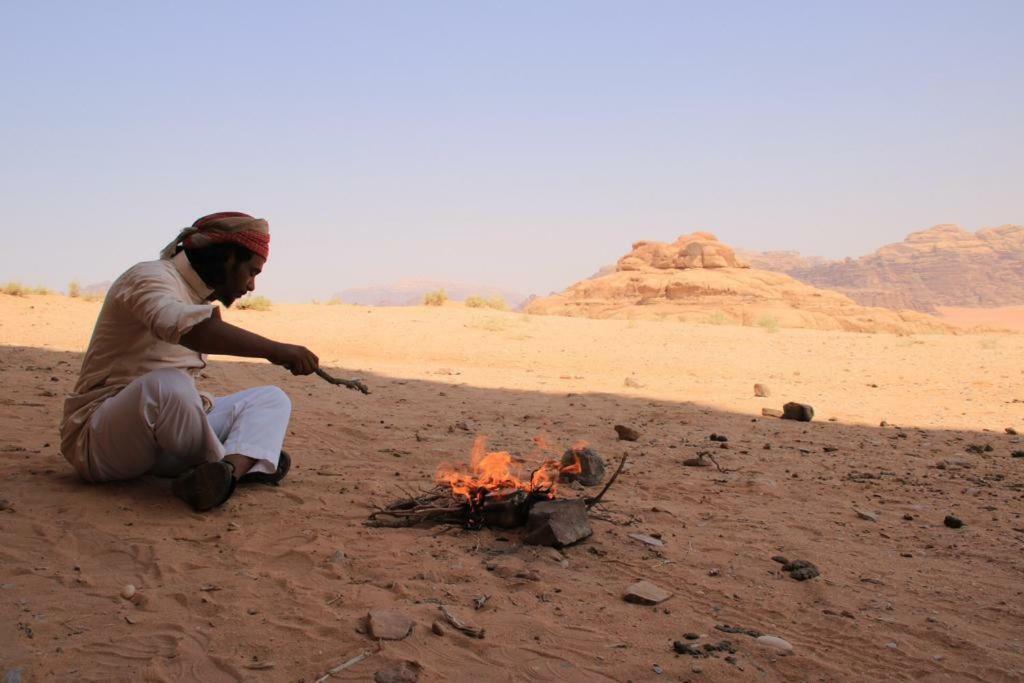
218, 293, 237, 308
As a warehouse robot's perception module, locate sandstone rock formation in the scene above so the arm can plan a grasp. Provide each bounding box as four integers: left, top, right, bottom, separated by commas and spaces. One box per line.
525, 233, 952, 334
745, 224, 1024, 312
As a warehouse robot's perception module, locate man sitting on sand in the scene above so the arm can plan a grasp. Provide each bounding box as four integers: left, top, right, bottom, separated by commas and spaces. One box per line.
60, 212, 319, 511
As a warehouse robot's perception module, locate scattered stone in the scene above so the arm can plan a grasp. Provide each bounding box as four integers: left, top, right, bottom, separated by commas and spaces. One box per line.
965, 443, 993, 454
524, 499, 592, 548
761, 408, 783, 418
683, 456, 710, 467
1006, 427, 1018, 435
782, 559, 820, 581
627, 532, 665, 548
943, 515, 964, 529
3, 668, 24, 683
624, 580, 672, 605
709, 433, 728, 442
903, 514, 914, 521
120, 584, 136, 600
560, 446, 606, 486
247, 607, 259, 615
624, 376, 645, 388
431, 621, 445, 636
716, 624, 763, 637
374, 661, 422, 683
782, 402, 814, 422
651, 664, 663, 675
770, 555, 789, 565
1012, 451, 1024, 458
756, 635, 794, 654
367, 610, 415, 640
614, 425, 639, 441
854, 508, 878, 522
683, 632, 700, 640
753, 383, 771, 397
0, 499, 11, 512
328, 550, 346, 563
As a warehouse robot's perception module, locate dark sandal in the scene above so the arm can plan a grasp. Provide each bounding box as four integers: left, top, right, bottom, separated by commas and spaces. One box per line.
238, 451, 291, 486
172, 461, 237, 511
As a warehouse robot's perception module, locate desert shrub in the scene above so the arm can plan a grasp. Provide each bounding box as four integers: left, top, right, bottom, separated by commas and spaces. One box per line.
2, 282, 28, 296
706, 311, 727, 325
326, 296, 343, 305
466, 295, 507, 310
235, 295, 272, 311
68, 281, 81, 298
424, 289, 447, 306
756, 314, 780, 333
30, 285, 52, 295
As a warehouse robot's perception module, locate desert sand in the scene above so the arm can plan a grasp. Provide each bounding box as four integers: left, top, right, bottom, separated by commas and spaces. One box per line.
2, 294, 1023, 682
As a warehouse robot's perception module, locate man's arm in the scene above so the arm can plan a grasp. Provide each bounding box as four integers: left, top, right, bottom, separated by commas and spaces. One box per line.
180, 308, 319, 375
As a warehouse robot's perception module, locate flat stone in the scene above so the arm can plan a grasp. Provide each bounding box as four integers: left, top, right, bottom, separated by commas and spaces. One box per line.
782, 402, 814, 422
523, 499, 592, 547
374, 661, 422, 683
623, 580, 672, 605
943, 515, 964, 529
761, 407, 784, 418
614, 424, 640, 441
754, 383, 771, 397
627, 532, 664, 548
756, 635, 794, 653
367, 610, 415, 640
854, 509, 878, 522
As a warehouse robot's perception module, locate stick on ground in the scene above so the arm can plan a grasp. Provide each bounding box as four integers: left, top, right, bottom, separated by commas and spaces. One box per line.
313, 650, 372, 682
585, 453, 628, 509
315, 368, 370, 395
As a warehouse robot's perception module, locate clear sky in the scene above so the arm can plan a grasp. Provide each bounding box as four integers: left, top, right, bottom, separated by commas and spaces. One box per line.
1, 1, 1021, 301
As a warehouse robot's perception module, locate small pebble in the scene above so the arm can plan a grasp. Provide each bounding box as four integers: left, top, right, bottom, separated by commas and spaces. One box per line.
756, 635, 794, 653
943, 515, 963, 529
120, 584, 136, 600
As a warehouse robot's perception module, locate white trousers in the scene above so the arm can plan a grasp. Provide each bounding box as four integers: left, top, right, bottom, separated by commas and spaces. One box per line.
84, 368, 291, 482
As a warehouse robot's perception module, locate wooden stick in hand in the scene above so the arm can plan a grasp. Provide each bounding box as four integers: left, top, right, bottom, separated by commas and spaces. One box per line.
315, 368, 370, 395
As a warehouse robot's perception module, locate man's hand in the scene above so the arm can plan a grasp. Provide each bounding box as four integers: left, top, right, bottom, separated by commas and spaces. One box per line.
270, 343, 319, 375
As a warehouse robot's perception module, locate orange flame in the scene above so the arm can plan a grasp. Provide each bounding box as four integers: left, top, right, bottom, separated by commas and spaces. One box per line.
436, 435, 581, 506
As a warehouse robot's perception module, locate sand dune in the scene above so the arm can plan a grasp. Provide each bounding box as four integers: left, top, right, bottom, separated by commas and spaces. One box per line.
2, 295, 1023, 681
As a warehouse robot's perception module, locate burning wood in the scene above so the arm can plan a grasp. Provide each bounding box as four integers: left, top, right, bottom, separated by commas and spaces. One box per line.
366, 436, 626, 543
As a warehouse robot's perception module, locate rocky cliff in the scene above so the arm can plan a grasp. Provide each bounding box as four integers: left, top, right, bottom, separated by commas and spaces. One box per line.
749, 224, 1024, 312
525, 233, 951, 334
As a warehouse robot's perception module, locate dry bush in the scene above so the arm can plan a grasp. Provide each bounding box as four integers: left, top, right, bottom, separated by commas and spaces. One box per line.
424, 289, 447, 306
756, 314, 780, 333
68, 281, 81, 298
466, 295, 507, 310
235, 295, 272, 311
326, 296, 343, 305
2, 282, 28, 296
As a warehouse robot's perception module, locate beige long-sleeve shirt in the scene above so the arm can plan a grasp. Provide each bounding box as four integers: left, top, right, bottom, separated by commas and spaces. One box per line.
61, 252, 217, 479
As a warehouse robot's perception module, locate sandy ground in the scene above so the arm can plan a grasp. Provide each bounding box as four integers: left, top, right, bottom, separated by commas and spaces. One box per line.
1, 294, 1023, 682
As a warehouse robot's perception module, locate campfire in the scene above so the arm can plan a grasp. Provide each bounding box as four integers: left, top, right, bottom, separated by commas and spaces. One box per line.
367, 436, 625, 546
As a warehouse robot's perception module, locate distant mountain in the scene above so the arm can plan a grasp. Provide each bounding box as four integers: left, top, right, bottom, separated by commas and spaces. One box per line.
335, 279, 529, 309
743, 224, 1024, 312
525, 232, 950, 334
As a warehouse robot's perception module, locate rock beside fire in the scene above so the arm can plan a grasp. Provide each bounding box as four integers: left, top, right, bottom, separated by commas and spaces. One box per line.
367, 610, 415, 640
614, 425, 640, 441
624, 580, 672, 605
523, 499, 593, 548
560, 447, 606, 486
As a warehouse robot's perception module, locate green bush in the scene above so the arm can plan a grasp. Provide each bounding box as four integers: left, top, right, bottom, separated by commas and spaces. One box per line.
424, 289, 447, 306
236, 295, 272, 311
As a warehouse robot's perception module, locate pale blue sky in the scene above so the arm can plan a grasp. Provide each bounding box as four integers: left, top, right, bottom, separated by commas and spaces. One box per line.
1, 1, 1021, 301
